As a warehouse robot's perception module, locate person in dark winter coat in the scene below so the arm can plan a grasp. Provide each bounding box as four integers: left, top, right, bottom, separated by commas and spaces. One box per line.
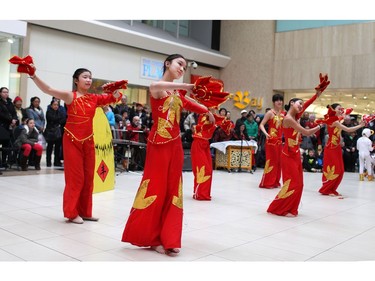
44, 99, 66, 167
14, 118, 43, 171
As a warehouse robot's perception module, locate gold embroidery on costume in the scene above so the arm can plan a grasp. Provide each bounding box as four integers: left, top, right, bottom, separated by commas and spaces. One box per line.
263, 159, 273, 174
157, 117, 173, 139
269, 128, 278, 138
331, 127, 341, 146
288, 130, 299, 147
324, 165, 339, 181
71, 94, 92, 115
273, 115, 283, 129
277, 179, 294, 199
132, 179, 157, 209
196, 166, 211, 184
156, 93, 183, 139
162, 93, 182, 124
288, 137, 298, 147
172, 178, 183, 209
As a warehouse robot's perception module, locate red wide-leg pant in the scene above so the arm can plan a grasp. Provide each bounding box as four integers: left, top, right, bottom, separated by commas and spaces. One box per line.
62, 135, 95, 219
122, 140, 184, 249
191, 138, 212, 200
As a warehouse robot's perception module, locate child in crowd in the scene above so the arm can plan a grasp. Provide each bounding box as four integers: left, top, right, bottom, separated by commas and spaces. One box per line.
357, 128, 374, 181
303, 148, 322, 172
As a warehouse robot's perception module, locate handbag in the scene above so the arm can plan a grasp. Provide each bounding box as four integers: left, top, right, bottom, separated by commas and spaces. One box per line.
44, 125, 62, 141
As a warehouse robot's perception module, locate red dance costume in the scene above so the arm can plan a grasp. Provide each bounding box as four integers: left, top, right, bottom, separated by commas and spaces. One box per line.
318, 120, 343, 195
267, 93, 319, 216
259, 110, 284, 188
63, 92, 121, 220
191, 114, 232, 200
267, 126, 303, 216
122, 91, 208, 250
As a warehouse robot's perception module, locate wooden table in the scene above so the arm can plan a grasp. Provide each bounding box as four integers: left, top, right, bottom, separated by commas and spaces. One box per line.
210, 140, 257, 172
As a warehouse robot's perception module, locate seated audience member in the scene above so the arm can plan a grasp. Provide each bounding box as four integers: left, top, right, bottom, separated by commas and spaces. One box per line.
303, 148, 322, 172
113, 95, 129, 122
183, 112, 198, 143
14, 118, 43, 171
125, 116, 149, 171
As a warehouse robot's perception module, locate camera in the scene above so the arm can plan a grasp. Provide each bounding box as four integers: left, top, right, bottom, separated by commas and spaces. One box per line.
189, 61, 198, 69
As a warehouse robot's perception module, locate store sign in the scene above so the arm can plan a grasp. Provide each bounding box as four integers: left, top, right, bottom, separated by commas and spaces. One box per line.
233, 91, 263, 110
141, 57, 163, 80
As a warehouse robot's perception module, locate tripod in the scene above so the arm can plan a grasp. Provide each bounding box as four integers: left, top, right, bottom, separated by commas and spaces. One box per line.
238, 138, 243, 172
233, 138, 253, 173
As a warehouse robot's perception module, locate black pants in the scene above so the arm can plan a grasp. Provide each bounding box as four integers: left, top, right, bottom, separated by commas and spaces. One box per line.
129, 146, 146, 171
46, 139, 62, 165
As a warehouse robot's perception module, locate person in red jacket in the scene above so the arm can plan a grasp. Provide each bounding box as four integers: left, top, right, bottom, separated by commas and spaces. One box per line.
125, 115, 150, 170
121, 54, 214, 256
19, 61, 123, 224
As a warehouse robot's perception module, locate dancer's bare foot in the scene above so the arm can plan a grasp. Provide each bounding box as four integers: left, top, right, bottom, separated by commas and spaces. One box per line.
285, 213, 297, 217
151, 245, 165, 254
165, 248, 180, 256
328, 193, 342, 197
68, 216, 84, 224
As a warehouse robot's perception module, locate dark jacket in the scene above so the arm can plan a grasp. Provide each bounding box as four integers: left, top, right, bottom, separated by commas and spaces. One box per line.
0, 97, 17, 128
14, 125, 39, 149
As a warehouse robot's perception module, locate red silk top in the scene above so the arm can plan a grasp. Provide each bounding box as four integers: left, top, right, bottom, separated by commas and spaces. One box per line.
64, 92, 121, 142
325, 125, 342, 149
193, 113, 233, 140
148, 90, 208, 145
267, 110, 285, 145
282, 127, 300, 156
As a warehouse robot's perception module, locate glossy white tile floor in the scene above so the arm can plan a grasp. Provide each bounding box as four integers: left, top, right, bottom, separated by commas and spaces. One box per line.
1, 165, 374, 278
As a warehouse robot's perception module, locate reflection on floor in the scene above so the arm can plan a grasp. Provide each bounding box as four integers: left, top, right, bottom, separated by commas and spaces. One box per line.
0, 165, 374, 278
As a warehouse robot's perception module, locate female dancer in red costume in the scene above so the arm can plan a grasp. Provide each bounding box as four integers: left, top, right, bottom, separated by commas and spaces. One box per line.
24, 64, 123, 224
121, 54, 214, 256
259, 93, 284, 189
318, 104, 364, 197
267, 74, 329, 217
191, 110, 233, 200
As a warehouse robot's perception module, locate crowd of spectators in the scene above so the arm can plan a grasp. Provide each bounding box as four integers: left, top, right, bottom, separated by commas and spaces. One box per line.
3, 86, 374, 176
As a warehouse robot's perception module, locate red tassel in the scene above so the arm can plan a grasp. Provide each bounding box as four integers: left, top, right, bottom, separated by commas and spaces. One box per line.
9, 55, 35, 76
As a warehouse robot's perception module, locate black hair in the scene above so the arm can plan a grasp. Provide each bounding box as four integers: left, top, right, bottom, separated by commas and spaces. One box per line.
26, 118, 34, 125
0, 87, 9, 93
272, 93, 284, 102
29, 96, 41, 109
219, 107, 228, 115
328, 103, 341, 110
50, 99, 59, 106
73, 68, 91, 80
72, 68, 91, 90
163, 54, 186, 74
120, 109, 128, 115
285, 98, 302, 111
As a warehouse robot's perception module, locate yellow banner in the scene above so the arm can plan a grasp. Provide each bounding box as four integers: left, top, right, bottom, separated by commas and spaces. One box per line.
93, 108, 115, 193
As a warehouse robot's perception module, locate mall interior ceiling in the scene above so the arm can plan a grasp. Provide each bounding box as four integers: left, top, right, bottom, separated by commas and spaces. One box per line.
286, 90, 374, 118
